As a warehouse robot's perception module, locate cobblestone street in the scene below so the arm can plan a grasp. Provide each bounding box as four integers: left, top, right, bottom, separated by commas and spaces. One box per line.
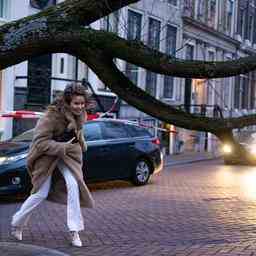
2, 159, 256, 255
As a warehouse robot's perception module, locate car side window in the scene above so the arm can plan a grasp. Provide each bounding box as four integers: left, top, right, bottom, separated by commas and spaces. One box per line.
83, 122, 103, 141
12, 129, 34, 142
102, 122, 129, 139
125, 124, 152, 138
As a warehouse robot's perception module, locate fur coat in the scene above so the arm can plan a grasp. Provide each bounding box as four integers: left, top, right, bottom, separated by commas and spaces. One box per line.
27, 102, 94, 208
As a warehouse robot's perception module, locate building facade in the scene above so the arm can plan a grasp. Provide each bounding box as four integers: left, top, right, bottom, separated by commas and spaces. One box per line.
179, 0, 256, 153
0, 0, 255, 155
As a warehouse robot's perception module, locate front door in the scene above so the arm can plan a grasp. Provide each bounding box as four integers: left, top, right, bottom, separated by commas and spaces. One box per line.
101, 121, 132, 179
82, 122, 107, 181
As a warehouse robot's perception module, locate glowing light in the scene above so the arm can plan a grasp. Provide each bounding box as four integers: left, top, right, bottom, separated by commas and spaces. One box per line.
222, 144, 232, 154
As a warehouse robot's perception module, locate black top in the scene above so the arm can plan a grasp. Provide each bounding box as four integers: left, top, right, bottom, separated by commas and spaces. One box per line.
56, 128, 78, 144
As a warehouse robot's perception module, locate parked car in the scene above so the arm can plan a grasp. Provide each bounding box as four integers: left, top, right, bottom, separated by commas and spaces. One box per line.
0, 119, 163, 196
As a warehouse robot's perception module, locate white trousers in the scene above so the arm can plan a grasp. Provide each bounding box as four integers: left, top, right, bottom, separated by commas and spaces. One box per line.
11, 160, 84, 232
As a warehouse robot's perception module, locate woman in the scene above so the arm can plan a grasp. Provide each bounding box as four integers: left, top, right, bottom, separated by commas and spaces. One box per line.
11, 83, 94, 247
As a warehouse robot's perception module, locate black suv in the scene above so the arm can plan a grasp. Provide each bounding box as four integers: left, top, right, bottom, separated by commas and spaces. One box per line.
0, 119, 163, 196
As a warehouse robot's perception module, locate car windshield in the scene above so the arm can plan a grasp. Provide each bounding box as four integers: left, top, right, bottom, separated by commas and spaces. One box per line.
12, 129, 34, 142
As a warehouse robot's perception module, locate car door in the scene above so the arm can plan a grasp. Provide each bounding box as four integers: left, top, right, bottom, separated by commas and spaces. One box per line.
82, 121, 107, 181
101, 121, 134, 179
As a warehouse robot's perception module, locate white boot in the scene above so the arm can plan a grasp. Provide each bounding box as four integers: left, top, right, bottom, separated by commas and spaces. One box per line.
70, 231, 82, 247
11, 226, 23, 241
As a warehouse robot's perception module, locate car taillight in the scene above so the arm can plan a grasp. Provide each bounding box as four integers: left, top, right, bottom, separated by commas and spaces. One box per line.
152, 138, 160, 145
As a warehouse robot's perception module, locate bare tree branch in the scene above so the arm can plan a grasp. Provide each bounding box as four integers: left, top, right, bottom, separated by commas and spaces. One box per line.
85, 30, 256, 79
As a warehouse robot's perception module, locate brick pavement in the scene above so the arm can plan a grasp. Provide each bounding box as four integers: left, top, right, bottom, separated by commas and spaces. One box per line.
2, 159, 256, 255
0, 242, 69, 256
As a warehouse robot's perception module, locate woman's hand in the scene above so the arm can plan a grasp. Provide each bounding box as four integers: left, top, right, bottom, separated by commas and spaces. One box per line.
64, 137, 78, 155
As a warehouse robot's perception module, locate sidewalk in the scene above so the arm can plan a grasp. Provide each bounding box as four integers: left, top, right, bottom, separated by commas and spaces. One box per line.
164, 150, 221, 166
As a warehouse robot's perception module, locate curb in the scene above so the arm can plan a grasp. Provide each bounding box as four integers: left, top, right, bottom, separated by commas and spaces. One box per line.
0, 242, 69, 256
164, 156, 221, 167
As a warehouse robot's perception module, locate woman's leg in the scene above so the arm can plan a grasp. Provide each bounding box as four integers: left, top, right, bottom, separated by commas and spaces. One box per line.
11, 175, 52, 228
57, 161, 84, 232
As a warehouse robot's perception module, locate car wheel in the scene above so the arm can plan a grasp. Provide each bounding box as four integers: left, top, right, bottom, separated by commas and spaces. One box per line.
132, 159, 151, 186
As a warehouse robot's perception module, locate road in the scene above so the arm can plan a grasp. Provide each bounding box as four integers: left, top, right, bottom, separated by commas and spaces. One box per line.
2, 159, 256, 255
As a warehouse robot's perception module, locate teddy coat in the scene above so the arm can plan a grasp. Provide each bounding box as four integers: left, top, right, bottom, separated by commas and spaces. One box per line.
26, 103, 94, 208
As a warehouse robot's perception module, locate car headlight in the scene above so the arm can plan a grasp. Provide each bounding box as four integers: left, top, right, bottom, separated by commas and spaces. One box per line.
0, 152, 28, 165
222, 144, 232, 154
248, 145, 256, 155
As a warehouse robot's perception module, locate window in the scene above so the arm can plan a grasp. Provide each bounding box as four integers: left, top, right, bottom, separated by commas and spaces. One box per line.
84, 122, 103, 141
163, 25, 177, 99
166, 25, 177, 57
208, 0, 216, 28
148, 18, 161, 50
60, 57, 65, 74
126, 10, 142, 85
223, 56, 232, 108
163, 76, 174, 98
226, 0, 233, 35
237, 7, 245, 38
146, 71, 157, 96
234, 76, 241, 109
102, 122, 129, 139
12, 129, 34, 142
102, 11, 119, 33
250, 72, 256, 109
168, 0, 177, 5
125, 124, 152, 137
223, 77, 230, 108
183, 0, 195, 18
146, 18, 160, 96
0, 0, 8, 19
185, 44, 194, 60
248, 15, 254, 42
241, 76, 249, 109
207, 52, 214, 105
197, 0, 207, 22
234, 74, 250, 109
126, 63, 138, 85
0, 0, 4, 18
30, 0, 56, 10
127, 10, 142, 41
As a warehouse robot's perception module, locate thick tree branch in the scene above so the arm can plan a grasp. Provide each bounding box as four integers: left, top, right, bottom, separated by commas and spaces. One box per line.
78, 29, 256, 79
56, 0, 139, 26
0, 0, 138, 30
0, 23, 255, 132
0, 0, 138, 69
1, 15, 256, 79
73, 48, 228, 132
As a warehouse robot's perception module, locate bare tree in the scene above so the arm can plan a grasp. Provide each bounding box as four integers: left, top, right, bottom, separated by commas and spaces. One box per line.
1, 0, 256, 164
